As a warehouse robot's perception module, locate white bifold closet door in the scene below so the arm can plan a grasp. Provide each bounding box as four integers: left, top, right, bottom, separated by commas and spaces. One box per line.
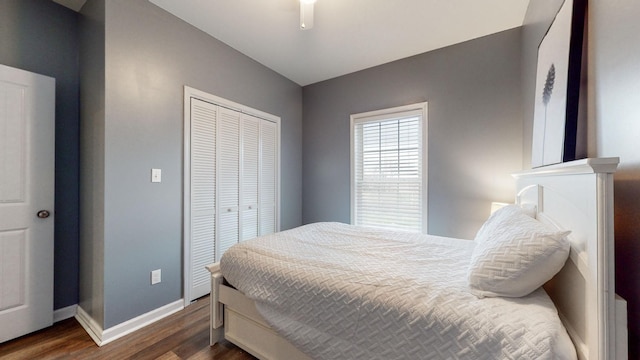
260, 120, 277, 235
188, 95, 279, 301
189, 99, 218, 299
241, 114, 260, 241
217, 107, 241, 258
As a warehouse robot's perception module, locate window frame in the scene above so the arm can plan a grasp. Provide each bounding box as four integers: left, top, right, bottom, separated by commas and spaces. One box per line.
350, 102, 428, 233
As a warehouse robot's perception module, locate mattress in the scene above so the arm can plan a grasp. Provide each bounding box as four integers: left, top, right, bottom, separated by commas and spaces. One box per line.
220, 222, 576, 360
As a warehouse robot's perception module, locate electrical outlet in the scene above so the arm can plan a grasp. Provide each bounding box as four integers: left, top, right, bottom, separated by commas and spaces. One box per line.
151, 269, 161, 285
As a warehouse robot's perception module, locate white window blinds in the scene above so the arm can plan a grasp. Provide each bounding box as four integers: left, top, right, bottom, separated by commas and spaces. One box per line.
351, 104, 427, 233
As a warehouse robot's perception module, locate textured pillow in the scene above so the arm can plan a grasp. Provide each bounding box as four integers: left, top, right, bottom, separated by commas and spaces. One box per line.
474, 205, 535, 247
468, 206, 570, 298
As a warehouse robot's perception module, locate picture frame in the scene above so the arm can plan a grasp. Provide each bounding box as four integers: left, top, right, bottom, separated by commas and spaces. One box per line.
531, 0, 586, 168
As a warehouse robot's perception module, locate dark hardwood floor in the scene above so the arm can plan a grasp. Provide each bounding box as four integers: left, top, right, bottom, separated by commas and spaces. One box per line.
0, 296, 256, 360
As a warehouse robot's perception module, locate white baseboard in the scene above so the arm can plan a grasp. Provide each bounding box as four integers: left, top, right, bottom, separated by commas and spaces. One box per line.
53, 304, 78, 323
75, 299, 184, 346
75, 305, 104, 346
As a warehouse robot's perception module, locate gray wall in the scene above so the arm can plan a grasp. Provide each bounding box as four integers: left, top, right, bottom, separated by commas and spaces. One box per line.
79, 0, 106, 326
302, 29, 523, 240
79, 0, 302, 328
522, 1, 640, 357
590, 1, 640, 357
0, 0, 80, 311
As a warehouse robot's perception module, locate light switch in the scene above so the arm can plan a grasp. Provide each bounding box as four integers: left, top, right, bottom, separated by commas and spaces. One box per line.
151, 269, 161, 285
151, 168, 162, 183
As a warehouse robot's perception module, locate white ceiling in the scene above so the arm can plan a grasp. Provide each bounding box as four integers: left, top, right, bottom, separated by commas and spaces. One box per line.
54, 0, 530, 86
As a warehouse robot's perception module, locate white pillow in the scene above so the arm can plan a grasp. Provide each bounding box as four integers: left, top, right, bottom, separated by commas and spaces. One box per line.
468, 206, 570, 298
474, 205, 534, 247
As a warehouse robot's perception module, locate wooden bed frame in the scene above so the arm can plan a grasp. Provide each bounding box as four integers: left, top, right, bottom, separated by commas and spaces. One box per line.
206, 157, 627, 360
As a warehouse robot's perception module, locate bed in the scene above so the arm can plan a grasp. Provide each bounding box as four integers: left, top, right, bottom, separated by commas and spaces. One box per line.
206, 157, 627, 360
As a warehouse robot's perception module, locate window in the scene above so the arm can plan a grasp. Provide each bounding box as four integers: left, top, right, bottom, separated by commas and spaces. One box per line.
350, 103, 427, 233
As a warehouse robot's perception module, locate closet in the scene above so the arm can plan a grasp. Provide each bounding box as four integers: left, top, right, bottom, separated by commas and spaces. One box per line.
184, 87, 280, 302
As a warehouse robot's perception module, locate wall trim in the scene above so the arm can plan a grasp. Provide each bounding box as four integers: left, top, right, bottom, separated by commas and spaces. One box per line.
53, 304, 78, 323
75, 299, 184, 346
75, 305, 104, 345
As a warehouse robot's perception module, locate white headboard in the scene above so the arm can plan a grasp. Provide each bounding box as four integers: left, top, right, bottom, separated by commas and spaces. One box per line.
512, 158, 626, 360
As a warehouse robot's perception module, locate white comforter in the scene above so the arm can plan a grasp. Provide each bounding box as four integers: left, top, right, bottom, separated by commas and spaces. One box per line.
220, 222, 576, 360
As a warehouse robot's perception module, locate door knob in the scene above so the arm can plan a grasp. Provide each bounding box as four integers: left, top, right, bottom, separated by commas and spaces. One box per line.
37, 210, 51, 219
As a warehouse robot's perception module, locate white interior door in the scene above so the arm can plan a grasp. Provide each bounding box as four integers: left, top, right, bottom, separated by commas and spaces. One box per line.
0, 64, 55, 343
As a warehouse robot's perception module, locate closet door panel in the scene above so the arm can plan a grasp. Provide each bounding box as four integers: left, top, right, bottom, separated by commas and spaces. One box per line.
241, 208, 258, 241
260, 120, 278, 235
217, 107, 240, 261
241, 114, 260, 241
190, 99, 217, 298
218, 211, 238, 258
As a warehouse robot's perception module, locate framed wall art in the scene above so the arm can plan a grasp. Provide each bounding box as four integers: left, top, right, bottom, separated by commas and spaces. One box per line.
531, 0, 586, 168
